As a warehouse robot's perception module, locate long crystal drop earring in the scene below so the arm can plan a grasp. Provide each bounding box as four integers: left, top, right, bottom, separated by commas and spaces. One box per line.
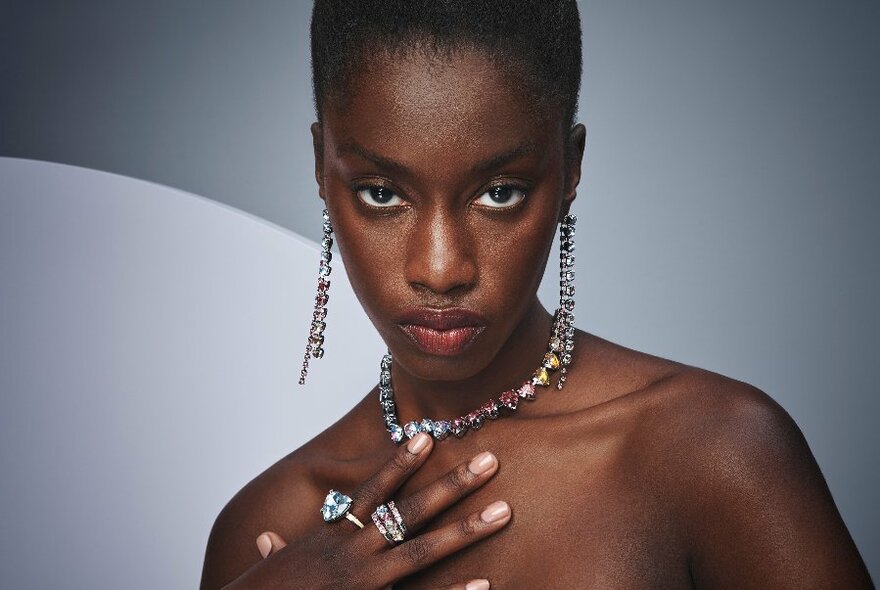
298, 208, 333, 385
556, 213, 577, 390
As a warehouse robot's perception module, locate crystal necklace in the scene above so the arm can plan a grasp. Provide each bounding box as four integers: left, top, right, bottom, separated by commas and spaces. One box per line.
379, 308, 575, 443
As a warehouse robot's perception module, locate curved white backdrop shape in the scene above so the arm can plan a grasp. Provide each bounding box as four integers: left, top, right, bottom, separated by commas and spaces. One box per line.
0, 157, 385, 588
0, 157, 876, 586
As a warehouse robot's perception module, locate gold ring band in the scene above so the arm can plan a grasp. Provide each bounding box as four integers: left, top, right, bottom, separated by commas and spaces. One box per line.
345, 512, 365, 529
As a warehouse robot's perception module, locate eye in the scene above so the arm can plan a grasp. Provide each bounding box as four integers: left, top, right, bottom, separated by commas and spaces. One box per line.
355, 186, 405, 208
474, 185, 527, 209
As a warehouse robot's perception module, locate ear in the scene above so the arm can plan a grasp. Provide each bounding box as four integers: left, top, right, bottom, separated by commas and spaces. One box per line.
562, 123, 586, 218
311, 121, 326, 201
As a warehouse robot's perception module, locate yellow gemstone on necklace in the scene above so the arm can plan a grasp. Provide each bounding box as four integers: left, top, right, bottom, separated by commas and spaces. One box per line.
543, 352, 560, 370
534, 366, 550, 386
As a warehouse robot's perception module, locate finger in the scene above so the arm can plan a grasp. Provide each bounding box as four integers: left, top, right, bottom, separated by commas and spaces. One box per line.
255, 531, 288, 559
390, 451, 499, 534
380, 501, 511, 584
349, 432, 434, 522
436, 579, 491, 590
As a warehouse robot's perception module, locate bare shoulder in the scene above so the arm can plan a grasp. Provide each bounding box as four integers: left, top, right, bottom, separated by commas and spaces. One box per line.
636, 364, 803, 467
199, 393, 379, 590
573, 332, 809, 467
571, 334, 870, 585
628, 361, 840, 518
585, 334, 823, 497
587, 338, 872, 586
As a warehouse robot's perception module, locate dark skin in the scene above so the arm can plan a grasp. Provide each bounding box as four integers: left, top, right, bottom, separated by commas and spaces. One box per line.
200, 48, 872, 589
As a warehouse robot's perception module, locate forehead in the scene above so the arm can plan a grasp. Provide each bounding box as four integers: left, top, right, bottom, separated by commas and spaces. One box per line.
321, 48, 561, 163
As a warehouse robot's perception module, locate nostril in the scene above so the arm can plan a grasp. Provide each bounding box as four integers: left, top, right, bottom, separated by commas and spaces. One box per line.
406, 243, 478, 296
409, 267, 477, 297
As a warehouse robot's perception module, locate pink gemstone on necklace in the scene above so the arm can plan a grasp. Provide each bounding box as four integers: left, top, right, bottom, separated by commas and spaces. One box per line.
466, 411, 484, 429
499, 390, 519, 410
378, 308, 573, 443
481, 400, 500, 419
517, 382, 536, 400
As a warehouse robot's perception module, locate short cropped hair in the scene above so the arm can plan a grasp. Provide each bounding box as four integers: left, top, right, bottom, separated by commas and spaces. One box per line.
310, 0, 583, 130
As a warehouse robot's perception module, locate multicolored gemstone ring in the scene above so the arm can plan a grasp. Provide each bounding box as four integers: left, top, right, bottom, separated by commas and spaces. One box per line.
378, 307, 575, 444
371, 500, 408, 545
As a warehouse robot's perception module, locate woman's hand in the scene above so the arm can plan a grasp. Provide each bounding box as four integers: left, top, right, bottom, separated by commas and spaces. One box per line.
254, 532, 490, 590
222, 432, 509, 589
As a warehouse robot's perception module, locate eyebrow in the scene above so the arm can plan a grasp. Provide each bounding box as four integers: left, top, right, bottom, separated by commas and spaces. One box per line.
335, 140, 538, 175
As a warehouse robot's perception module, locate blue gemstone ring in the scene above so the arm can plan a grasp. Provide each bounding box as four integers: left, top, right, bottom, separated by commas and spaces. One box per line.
321, 489, 364, 529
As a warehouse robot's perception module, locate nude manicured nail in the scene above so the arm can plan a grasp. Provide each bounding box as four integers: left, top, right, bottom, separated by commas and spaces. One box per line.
256, 533, 271, 559
407, 432, 430, 454
465, 580, 490, 590
480, 501, 510, 524
468, 451, 496, 475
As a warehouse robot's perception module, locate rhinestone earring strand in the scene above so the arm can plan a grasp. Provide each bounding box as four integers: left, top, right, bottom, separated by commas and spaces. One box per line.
557, 213, 577, 389
298, 208, 333, 385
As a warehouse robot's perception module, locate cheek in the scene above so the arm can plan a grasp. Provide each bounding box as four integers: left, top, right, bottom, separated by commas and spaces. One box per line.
330, 210, 557, 321
329, 208, 410, 328
471, 215, 557, 313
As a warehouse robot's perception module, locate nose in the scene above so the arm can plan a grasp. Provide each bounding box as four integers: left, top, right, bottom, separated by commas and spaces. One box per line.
405, 208, 477, 297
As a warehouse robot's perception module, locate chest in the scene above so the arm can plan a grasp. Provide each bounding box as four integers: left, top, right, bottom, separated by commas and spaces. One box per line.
391, 441, 691, 589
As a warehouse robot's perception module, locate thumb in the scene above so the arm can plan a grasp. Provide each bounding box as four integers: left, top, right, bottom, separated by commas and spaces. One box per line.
256, 531, 288, 559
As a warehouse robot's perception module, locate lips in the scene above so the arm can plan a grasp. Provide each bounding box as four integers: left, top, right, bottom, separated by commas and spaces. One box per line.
397, 308, 487, 356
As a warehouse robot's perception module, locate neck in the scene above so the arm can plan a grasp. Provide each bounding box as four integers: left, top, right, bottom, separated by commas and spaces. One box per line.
388, 299, 555, 422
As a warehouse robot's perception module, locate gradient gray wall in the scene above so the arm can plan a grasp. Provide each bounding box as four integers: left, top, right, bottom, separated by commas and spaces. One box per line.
1, 0, 877, 584
1, 1, 878, 241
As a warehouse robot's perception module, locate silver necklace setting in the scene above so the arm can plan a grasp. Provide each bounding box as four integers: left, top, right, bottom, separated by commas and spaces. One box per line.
378, 308, 574, 443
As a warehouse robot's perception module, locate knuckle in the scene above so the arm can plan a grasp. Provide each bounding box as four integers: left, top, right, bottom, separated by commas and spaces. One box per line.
404, 536, 432, 565
356, 574, 380, 590
345, 572, 376, 590
397, 497, 424, 527
457, 513, 480, 538
444, 463, 472, 494
391, 447, 416, 473
354, 478, 384, 505
319, 543, 345, 568
332, 570, 354, 589
361, 558, 393, 590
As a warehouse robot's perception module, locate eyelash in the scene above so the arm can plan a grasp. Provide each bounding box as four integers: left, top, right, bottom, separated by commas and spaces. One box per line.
353, 181, 529, 211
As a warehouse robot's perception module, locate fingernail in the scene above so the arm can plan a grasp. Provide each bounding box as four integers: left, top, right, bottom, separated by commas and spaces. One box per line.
465, 580, 490, 590
468, 451, 496, 475
256, 533, 271, 559
407, 432, 430, 454
480, 501, 510, 524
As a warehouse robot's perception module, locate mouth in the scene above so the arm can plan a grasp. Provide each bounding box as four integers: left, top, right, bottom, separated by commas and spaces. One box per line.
397, 308, 487, 356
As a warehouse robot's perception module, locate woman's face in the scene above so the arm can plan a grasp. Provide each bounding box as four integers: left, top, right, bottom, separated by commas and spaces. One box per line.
313, 47, 583, 382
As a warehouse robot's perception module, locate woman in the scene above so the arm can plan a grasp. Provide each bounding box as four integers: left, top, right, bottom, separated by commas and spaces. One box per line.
200, 1, 872, 588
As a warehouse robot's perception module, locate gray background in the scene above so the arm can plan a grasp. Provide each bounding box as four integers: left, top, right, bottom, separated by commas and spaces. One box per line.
1, 0, 878, 585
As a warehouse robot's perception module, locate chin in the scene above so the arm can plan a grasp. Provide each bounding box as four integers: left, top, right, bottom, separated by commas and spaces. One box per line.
390, 338, 499, 383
